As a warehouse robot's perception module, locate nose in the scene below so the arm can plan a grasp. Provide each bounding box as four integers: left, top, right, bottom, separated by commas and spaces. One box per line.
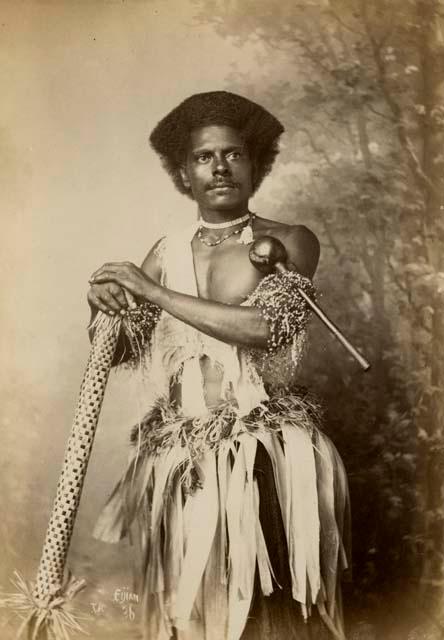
212, 154, 230, 176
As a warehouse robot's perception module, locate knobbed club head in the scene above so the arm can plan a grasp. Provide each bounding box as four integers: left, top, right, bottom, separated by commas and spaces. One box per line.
249, 235, 288, 274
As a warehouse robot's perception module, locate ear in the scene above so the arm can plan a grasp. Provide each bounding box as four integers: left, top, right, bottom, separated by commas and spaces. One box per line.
179, 165, 191, 189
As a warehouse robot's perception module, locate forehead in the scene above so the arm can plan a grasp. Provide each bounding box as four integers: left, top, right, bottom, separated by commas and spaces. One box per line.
188, 125, 245, 151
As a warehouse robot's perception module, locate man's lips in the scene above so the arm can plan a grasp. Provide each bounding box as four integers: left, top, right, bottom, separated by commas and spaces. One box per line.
207, 182, 238, 190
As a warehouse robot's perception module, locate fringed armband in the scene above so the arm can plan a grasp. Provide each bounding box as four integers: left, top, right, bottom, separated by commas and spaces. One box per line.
248, 271, 316, 354
121, 301, 162, 366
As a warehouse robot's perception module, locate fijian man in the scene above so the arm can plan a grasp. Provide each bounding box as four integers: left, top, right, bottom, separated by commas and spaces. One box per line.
89, 91, 350, 640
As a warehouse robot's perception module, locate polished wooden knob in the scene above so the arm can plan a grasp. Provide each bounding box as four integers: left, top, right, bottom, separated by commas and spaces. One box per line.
249, 235, 288, 274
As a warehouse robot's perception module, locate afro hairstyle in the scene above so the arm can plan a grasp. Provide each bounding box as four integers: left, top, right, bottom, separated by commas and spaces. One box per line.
149, 91, 284, 197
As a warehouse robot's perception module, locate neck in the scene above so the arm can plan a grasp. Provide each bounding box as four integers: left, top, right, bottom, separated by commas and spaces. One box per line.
197, 204, 250, 224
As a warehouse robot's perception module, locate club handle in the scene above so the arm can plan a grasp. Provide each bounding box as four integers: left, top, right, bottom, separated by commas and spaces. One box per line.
275, 262, 371, 372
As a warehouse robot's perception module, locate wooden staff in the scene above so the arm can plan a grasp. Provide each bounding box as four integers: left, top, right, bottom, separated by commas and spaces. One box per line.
1, 314, 122, 639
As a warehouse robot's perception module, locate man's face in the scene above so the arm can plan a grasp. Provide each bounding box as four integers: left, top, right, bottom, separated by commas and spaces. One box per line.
180, 125, 254, 213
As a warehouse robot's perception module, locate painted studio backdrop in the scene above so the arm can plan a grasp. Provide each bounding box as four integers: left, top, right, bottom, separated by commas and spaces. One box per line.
1, 1, 444, 639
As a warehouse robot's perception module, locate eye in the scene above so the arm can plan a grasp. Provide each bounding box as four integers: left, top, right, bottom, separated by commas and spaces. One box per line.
196, 153, 211, 163
227, 150, 241, 161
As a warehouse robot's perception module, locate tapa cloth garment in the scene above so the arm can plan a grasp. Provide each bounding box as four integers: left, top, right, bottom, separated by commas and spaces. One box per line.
93, 224, 351, 639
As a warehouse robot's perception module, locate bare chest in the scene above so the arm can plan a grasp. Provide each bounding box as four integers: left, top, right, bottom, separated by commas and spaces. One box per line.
191, 236, 262, 304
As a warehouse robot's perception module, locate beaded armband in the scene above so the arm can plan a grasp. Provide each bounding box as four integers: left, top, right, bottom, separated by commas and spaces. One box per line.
248, 271, 316, 353
121, 301, 162, 366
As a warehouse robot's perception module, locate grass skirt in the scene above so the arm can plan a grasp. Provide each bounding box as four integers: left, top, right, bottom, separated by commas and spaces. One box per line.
93, 391, 350, 640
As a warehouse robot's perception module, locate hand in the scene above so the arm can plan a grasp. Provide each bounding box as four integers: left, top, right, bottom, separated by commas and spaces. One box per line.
87, 281, 137, 316
89, 262, 160, 305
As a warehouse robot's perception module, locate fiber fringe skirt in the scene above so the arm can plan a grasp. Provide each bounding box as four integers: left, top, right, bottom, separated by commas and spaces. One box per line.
94, 393, 351, 640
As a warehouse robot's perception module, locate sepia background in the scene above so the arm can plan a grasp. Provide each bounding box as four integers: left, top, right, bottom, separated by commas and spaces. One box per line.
1, 1, 444, 638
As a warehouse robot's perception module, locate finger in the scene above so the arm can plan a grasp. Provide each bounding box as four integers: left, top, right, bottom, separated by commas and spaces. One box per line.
90, 272, 146, 300
91, 272, 134, 292
90, 262, 134, 281
107, 282, 125, 296
124, 290, 137, 309
94, 289, 124, 314
88, 282, 124, 297
87, 292, 116, 316
90, 264, 121, 281
89, 270, 120, 284
109, 287, 129, 311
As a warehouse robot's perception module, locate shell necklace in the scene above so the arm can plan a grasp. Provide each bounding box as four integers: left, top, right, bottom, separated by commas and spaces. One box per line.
197, 213, 255, 247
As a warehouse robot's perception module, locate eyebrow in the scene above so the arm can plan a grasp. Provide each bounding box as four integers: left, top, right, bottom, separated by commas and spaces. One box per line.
191, 144, 246, 155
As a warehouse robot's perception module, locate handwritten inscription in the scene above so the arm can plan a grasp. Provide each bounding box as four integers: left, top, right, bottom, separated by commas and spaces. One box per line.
90, 601, 107, 616
113, 587, 139, 604
89, 587, 139, 621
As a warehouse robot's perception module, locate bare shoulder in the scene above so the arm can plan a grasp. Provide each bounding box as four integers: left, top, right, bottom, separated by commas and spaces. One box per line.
141, 236, 166, 283
280, 224, 320, 278
254, 216, 320, 278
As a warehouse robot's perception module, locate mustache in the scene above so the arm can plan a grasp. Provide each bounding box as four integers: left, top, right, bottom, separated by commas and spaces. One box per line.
206, 181, 239, 190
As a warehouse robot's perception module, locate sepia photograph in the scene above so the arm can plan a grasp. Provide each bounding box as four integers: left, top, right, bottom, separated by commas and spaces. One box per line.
1, 1, 444, 639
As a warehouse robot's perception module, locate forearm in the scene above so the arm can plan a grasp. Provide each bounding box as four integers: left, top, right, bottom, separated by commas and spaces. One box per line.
153, 286, 270, 348
88, 262, 270, 348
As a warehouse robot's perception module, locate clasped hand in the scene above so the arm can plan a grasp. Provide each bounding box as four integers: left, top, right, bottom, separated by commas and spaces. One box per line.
87, 262, 159, 316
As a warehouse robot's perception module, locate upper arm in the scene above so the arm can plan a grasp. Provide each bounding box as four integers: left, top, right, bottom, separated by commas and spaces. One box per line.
141, 236, 166, 284
281, 225, 320, 279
